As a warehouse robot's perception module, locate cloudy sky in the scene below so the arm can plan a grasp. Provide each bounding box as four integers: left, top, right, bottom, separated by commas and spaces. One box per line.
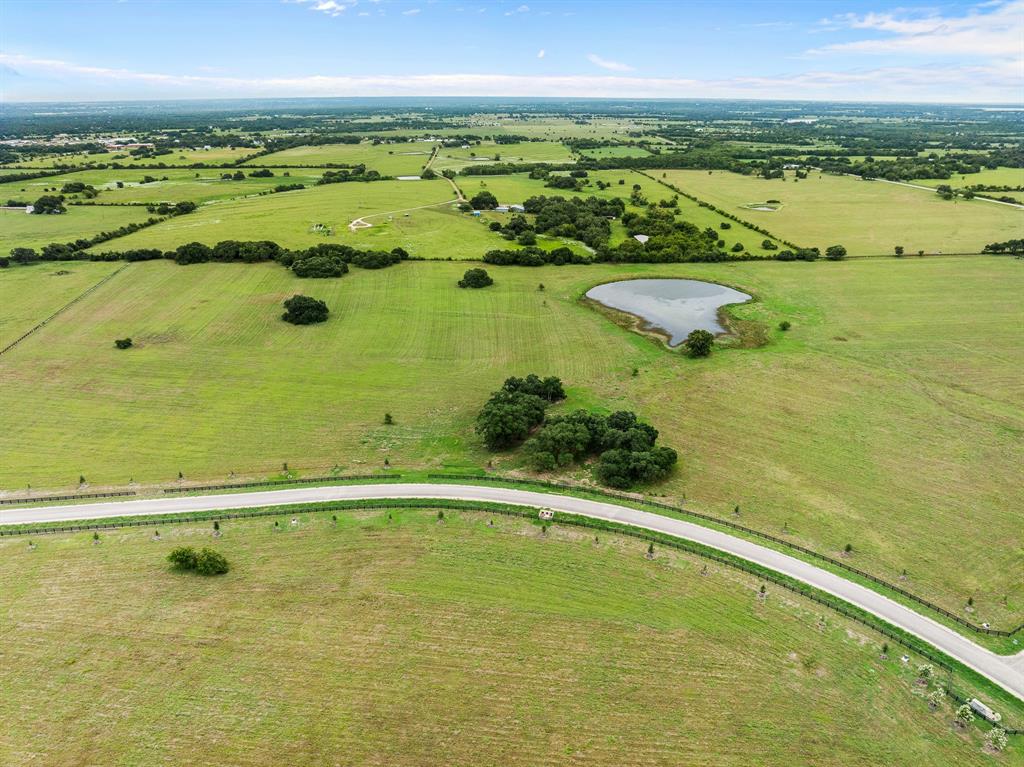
1, 0, 1022, 103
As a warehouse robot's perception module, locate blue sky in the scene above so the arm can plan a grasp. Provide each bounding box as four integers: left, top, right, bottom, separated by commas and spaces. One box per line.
1, 0, 1021, 103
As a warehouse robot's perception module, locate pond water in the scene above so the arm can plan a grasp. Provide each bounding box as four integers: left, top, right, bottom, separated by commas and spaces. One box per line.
586, 279, 751, 347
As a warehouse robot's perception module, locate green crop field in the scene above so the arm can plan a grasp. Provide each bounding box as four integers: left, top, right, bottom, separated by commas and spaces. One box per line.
94, 179, 510, 257
1, 256, 1020, 624
656, 169, 1024, 255
246, 141, 436, 175
1, 205, 153, 252
0, 508, 1008, 766
1, 146, 261, 168
0, 168, 325, 205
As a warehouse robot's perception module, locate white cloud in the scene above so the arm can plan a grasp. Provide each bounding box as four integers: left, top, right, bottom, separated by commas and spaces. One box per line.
586, 53, 634, 72
402, 7, 421, 15
288, 0, 352, 17
537, 49, 545, 59
812, 0, 1024, 59
2, 52, 1021, 103
505, 3, 528, 13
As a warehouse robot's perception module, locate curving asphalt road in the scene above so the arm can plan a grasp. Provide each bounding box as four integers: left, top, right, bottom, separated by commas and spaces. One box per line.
6, 482, 1022, 701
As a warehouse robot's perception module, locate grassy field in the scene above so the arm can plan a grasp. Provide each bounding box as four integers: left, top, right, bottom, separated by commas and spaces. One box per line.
95, 179, 509, 257
246, 141, 435, 174
0, 507, 1009, 766
2, 146, 261, 168
432, 141, 575, 172
0, 260, 123, 349
914, 167, 1024, 189
0, 168, 325, 205
656, 169, 1024, 255
0, 256, 1020, 623
1, 205, 153, 253
580, 145, 653, 158
458, 170, 785, 255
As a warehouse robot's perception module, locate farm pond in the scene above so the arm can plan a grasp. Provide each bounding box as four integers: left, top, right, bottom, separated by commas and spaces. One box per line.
585, 279, 751, 347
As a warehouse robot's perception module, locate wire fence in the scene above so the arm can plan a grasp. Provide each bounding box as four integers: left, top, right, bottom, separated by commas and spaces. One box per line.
427, 473, 1023, 638
0, 490, 137, 505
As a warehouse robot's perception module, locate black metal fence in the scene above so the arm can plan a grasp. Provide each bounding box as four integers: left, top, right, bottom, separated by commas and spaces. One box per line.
427, 473, 1023, 638
162, 474, 402, 494
0, 490, 137, 505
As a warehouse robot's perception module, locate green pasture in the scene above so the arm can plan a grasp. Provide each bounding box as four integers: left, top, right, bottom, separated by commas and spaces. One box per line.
657, 169, 1024, 254
0, 168, 325, 205
92, 179, 510, 257
432, 140, 575, 172
0, 256, 1020, 623
247, 141, 435, 174
0, 508, 1007, 766
913, 166, 1024, 189
2, 146, 261, 169
579, 145, 653, 158
1, 205, 153, 253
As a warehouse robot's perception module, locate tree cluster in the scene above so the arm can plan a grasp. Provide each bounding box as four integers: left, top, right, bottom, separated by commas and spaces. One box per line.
483, 246, 589, 266
524, 409, 678, 488
475, 374, 566, 450
458, 267, 493, 288
982, 239, 1024, 254
522, 195, 624, 248
316, 165, 384, 185
282, 294, 329, 325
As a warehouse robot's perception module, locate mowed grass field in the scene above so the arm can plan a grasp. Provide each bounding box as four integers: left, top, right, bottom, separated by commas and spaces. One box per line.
1, 205, 153, 252
580, 145, 653, 158
0, 261, 123, 349
0, 168, 325, 205
0, 508, 1007, 766
247, 141, 435, 175
1, 146, 261, 168
657, 169, 1024, 255
0, 257, 1020, 623
95, 179, 509, 257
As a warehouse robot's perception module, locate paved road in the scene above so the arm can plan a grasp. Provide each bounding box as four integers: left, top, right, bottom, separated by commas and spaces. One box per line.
7, 482, 1022, 701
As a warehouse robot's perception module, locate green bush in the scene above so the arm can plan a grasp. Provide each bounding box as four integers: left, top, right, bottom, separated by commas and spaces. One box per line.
168, 545, 229, 575
458, 268, 494, 289
685, 329, 714, 358
282, 294, 329, 325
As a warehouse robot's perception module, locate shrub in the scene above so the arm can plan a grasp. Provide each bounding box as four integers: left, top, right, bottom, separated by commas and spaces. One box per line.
458, 268, 493, 289
282, 294, 329, 325
685, 329, 714, 358
778, 321, 791, 331
167, 546, 198, 570
825, 244, 847, 261
0, 257, 9, 268
10, 247, 38, 264
168, 546, 229, 575
194, 548, 231, 575
114, 338, 133, 349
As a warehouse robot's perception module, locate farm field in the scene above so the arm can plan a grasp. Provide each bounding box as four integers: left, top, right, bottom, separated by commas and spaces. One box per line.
914, 166, 1024, 189
246, 141, 436, 174
0, 205, 153, 252
0, 256, 1020, 623
580, 145, 653, 158
431, 140, 575, 171
458, 170, 785, 255
656, 169, 1024, 255
1, 146, 261, 168
0, 168, 325, 205
0, 508, 1006, 766
97, 179, 508, 257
